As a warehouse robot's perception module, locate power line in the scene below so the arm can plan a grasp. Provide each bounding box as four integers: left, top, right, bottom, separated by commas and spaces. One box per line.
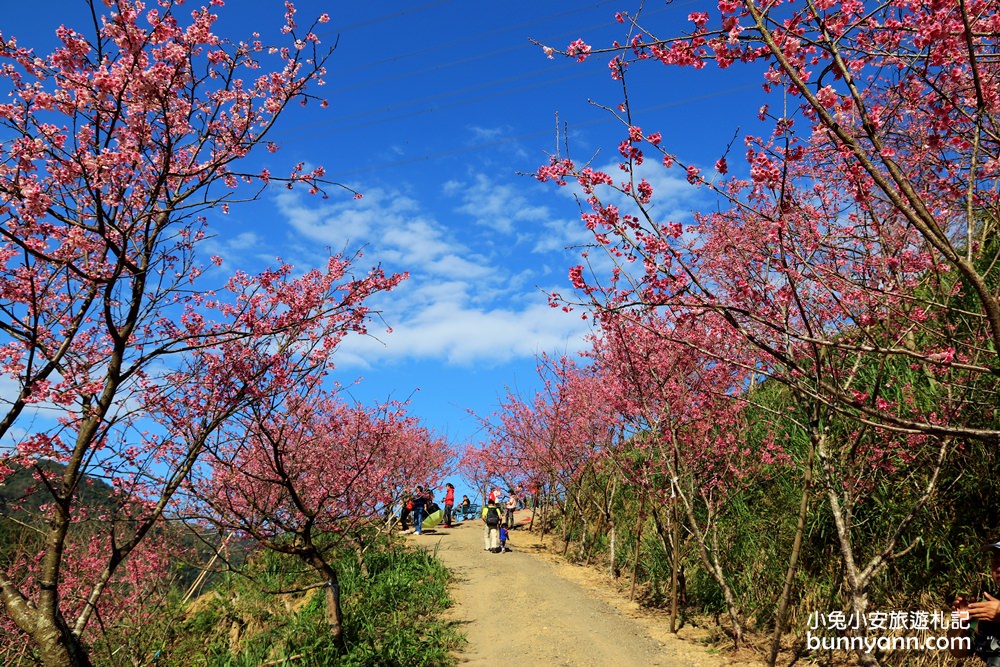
274, 5, 689, 140
321, 82, 761, 179
329, 1, 618, 83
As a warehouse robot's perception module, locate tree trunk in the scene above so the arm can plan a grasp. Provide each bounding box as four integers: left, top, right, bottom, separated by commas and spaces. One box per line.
38, 618, 92, 667
539, 484, 549, 537
670, 495, 681, 634
707, 518, 744, 648
607, 477, 618, 578
630, 493, 646, 600
323, 575, 345, 650
816, 432, 876, 666
609, 520, 617, 578
674, 476, 744, 647
583, 511, 602, 565
767, 414, 817, 667
305, 554, 346, 651
1, 579, 93, 667
649, 501, 681, 632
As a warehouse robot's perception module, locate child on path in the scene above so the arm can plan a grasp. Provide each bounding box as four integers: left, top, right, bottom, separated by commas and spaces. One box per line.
499, 525, 509, 552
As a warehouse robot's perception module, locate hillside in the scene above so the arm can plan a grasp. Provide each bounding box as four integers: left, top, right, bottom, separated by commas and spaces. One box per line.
0, 458, 117, 521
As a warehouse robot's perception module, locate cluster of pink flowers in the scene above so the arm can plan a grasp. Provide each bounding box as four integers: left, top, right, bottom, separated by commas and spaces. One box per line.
566, 38, 591, 62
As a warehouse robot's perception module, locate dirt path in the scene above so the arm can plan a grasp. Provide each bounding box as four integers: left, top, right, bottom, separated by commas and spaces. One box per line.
406, 510, 764, 667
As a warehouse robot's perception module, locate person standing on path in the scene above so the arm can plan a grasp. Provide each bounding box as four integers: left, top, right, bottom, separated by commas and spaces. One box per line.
504, 490, 517, 529
399, 495, 413, 531
405, 487, 697, 666
443, 482, 455, 528
412, 485, 428, 535
482, 497, 502, 552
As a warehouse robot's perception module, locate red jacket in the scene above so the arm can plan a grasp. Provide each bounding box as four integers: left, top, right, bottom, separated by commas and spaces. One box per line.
445, 487, 455, 505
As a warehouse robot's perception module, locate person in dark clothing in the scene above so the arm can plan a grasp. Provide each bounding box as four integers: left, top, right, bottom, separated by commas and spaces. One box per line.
482, 498, 501, 552
399, 496, 413, 530
411, 485, 428, 535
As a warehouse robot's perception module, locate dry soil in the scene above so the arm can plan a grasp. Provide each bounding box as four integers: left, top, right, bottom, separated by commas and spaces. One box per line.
406, 509, 767, 667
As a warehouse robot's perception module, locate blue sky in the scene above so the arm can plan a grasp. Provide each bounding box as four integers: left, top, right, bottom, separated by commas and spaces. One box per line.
5, 1, 766, 464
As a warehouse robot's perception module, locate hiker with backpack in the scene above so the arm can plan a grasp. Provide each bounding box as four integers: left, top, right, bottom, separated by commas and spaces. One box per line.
482, 496, 502, 552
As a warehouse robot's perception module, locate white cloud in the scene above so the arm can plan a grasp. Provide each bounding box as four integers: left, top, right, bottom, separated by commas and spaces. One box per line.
531, 215, 593, 254
227, 231, 262, 249
425, 254, 493, 280
552, 157, 704, 221
467, 125, 507, 142
336, 298, 591, 368
537, 156, 712, 275
275, 187, 497, 281
271, 179, 592, 369
223, 158, 707, 375
275, 188, 378, 249
449, 174, 552, 234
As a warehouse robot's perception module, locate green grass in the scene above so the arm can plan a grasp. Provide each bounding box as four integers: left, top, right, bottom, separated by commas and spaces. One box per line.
147, 535, 462, 667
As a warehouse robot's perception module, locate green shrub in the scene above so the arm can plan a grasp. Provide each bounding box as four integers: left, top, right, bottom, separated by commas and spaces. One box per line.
140, 533, 461, 666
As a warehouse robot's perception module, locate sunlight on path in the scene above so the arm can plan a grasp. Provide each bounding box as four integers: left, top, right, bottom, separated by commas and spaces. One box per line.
405, 509, 748, 667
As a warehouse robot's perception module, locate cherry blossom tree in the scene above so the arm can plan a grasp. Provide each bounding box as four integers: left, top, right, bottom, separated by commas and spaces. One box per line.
0, 2, 403, 665
590, 311, 786, 646
536, 2, 1000, 661
537, 0, 1000, 442
468, 354, 616, 544
189, 382, 449, 648
0, 499, 180, 666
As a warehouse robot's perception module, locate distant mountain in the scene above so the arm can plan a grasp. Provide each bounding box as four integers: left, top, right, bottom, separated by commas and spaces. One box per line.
0, 458, 236, 590
0, 458, 117, 521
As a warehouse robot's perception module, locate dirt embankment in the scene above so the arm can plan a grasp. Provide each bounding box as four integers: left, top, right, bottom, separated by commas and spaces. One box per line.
407, 510, 765, 667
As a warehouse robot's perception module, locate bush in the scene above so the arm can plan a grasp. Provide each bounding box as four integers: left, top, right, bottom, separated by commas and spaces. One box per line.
144, 534, 461, 666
